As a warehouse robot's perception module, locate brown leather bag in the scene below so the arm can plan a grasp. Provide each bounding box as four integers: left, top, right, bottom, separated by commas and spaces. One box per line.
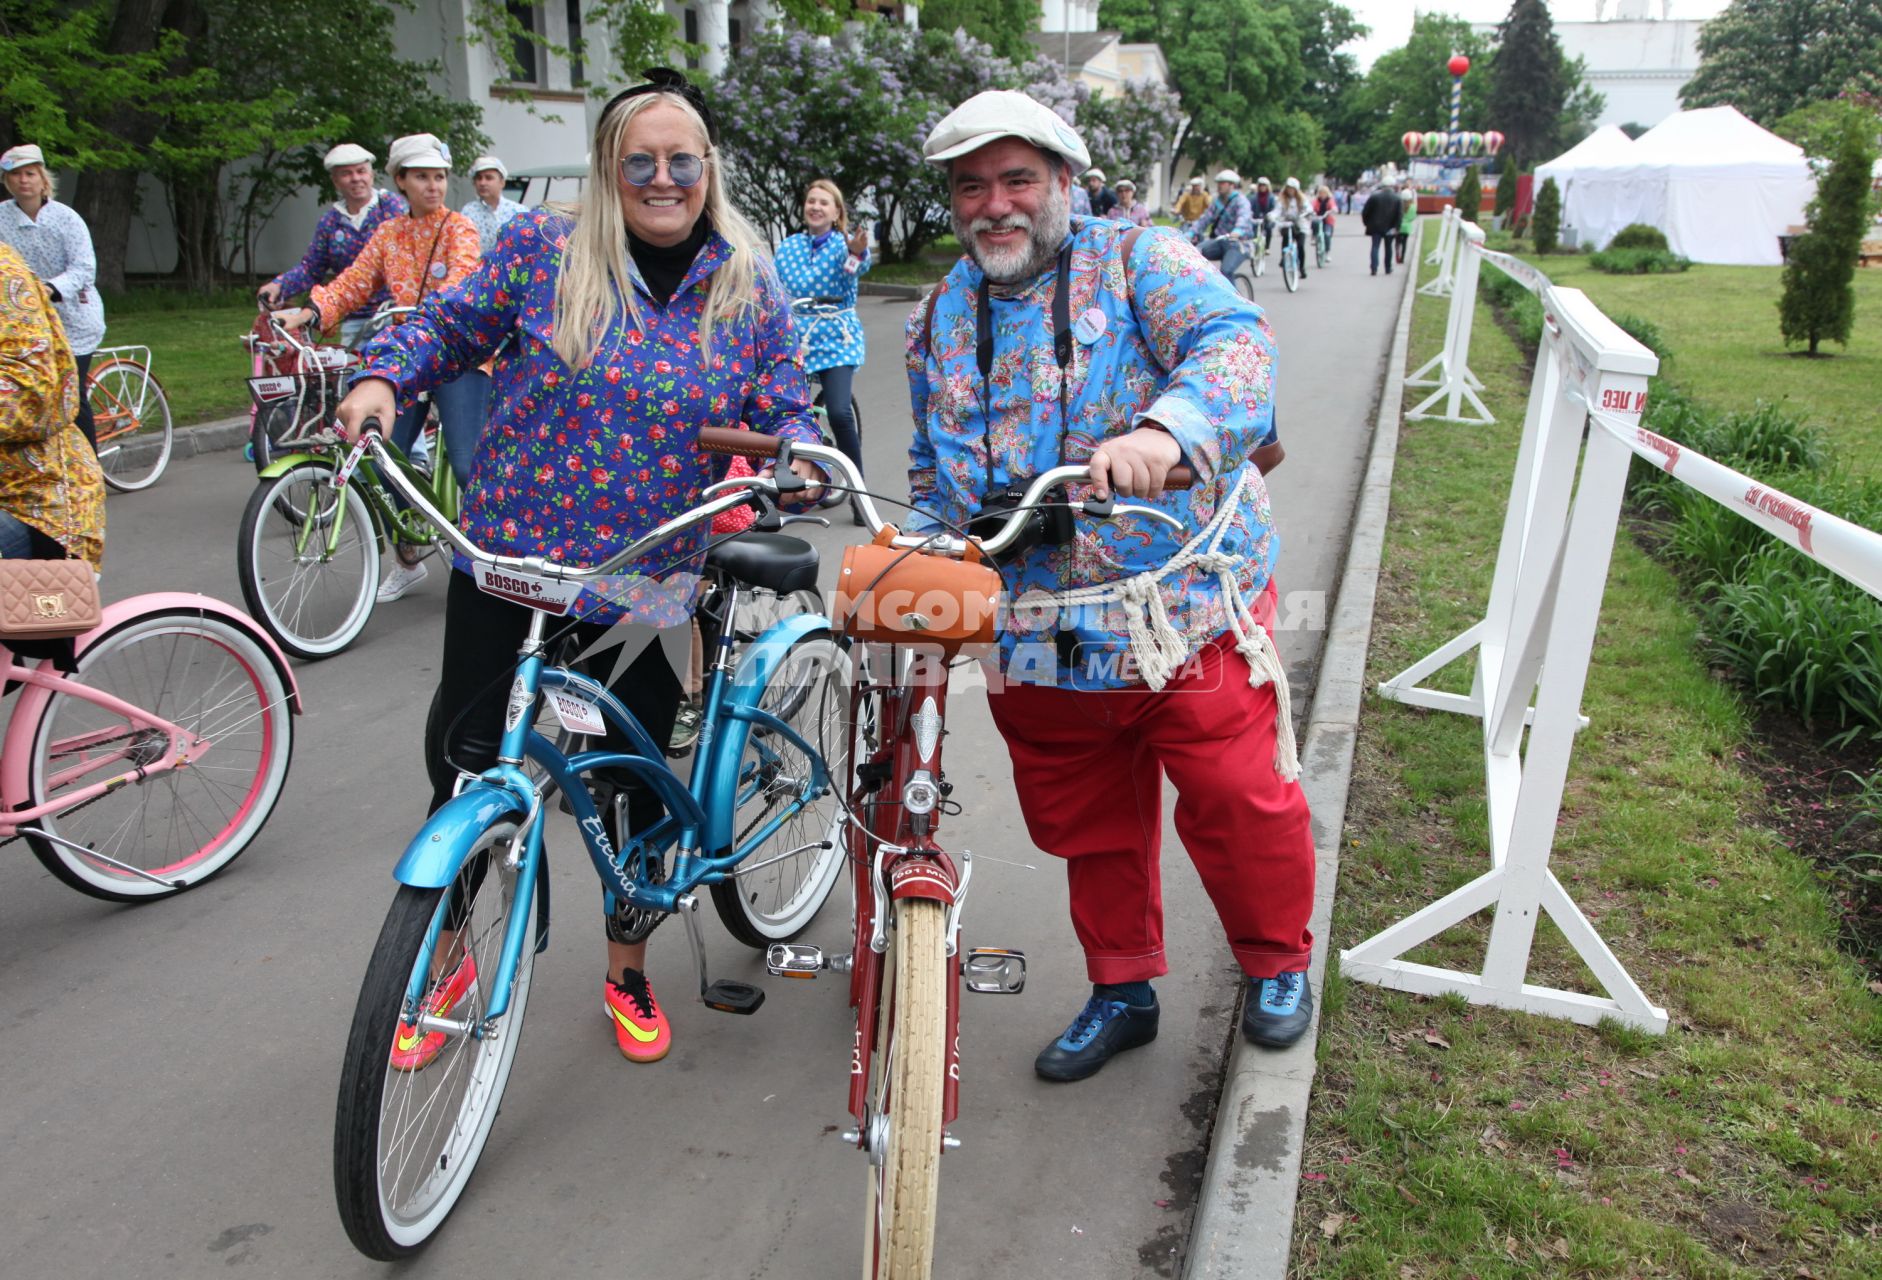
833, 527, 1002, 657
0, 557, 102, 642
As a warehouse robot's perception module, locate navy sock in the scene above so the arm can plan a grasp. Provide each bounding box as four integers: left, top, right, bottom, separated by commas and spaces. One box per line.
1096, 980, 1155, 1006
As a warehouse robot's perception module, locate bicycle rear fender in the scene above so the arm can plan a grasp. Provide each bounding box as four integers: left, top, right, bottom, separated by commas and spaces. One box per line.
391, 781, 531, 889
696, 611, 833, 852
0, 593, 304, 810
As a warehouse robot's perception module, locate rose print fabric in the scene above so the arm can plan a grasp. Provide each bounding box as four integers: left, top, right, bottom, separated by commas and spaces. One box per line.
906, 216, 1280, 690
353, 209, 822, 623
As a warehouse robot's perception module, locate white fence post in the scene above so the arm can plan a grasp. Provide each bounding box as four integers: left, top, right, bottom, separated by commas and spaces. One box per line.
1405, 221, 1492, 424
1418, 205, 1458, 297
1424, 202, 1454, 268
1348, 285, 1669, 1034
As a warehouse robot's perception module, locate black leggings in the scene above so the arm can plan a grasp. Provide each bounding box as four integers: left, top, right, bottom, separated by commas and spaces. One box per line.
73, 352, 97, 453
426, 569, 684, 829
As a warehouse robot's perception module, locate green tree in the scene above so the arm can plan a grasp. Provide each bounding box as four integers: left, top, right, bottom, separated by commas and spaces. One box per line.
1326, 13, 1492, 179
1454, 164, 1481, 222
1532, 175, 1561, 254
1779, 109, 1878, 354
1100, 0, 1320, 178
1775, 94, 1882, 167
1682, 0, 1882, 126
1493, 160, 1517, 221
1486, 0, 1568, 170
919, 0, 1039, 63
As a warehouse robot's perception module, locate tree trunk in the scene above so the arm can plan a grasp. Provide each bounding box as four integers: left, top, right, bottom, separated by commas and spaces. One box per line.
169, 169, 223, 293
69, 0, 180, 292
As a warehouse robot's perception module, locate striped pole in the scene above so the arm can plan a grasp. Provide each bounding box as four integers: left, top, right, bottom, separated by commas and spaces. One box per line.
1450, 78, 1462, 152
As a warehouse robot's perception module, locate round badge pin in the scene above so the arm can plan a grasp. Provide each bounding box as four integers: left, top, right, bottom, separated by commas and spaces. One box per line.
1073, 306, 1107, 346
430, 262, 448, 278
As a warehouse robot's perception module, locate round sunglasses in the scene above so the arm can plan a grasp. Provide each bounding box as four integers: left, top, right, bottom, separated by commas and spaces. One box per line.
619, 152, 706, 188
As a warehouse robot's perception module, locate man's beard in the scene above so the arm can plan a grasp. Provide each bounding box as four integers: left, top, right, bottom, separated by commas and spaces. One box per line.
955, 180, 1071, 285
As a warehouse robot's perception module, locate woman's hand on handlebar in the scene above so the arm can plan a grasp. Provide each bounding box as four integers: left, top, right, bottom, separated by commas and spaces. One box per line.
273, 307, 317, 332
335, 378, 398, 444
1089, 426, 1184, 501
256, 281, 282, 308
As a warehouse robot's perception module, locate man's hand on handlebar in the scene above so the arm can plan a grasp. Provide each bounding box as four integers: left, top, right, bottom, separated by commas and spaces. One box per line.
760, 457, 828, 505
256, 281, 282, 308
1089, 426, 1184, 501
336, 378, 398, 444
273, 307, 317, 332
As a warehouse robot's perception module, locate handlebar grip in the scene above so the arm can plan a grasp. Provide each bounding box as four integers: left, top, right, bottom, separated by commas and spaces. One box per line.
1164, 466, 1195, 490
696, 426, 782, 459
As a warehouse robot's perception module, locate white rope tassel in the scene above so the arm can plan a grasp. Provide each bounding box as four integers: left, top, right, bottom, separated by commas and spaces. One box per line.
1117, 574, 1189, 691
1235, 623, 1301, 783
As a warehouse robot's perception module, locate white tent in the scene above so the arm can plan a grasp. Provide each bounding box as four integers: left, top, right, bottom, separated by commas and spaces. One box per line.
1534, 125, 1639, 245
1567, 106, 1814, 265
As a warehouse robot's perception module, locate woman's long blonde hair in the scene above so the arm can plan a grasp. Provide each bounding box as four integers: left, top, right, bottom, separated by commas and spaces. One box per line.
551, 91, 773, 370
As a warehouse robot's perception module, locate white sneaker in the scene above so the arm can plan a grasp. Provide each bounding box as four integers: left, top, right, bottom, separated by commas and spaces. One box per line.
377, 559, 429, 602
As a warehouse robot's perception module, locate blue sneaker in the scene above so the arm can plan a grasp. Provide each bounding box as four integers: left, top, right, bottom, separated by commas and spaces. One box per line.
1034, 992, 1159, 1082
1243, 970, 1314, 1048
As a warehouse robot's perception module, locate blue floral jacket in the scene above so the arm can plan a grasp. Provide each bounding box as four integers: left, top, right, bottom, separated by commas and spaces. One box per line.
354, 209, 822, 621
272, 191, 408, 321
907, 217, 1281, 689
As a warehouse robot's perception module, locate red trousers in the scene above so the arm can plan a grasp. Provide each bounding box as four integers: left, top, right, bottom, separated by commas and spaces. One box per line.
986, 615, 1315, 985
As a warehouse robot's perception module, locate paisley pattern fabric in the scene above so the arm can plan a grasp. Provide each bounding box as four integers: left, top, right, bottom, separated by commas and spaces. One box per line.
271, 190, 407, 320
906, 216, 1279, 689
773, 229, 869, 373
353, 208, 821, 623
0, 245, 103, 568
311, 207, 482, 329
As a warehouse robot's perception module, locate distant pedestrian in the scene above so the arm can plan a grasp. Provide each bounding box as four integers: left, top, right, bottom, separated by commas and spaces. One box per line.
1396, 182, 1418, 264
1111, 178, 1151, 227
0, 144, 105, 451
460, 155, 525, 254
1362, 182, 1403, 276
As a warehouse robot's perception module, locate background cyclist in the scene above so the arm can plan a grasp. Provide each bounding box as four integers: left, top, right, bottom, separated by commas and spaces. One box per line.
1187, 168, 1254, 280
1313, 183, 1337, 263
331, 70, 825, 1068
773, 177, 870, 522
257, 143, 406, 350
1248, 176, 1276, 259
1276, 177, 1312, 279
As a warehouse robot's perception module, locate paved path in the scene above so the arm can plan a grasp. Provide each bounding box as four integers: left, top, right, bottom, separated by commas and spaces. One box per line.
0, 225, 1401, 1278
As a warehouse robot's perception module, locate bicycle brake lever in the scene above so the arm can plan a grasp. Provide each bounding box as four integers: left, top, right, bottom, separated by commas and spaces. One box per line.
1083, 496, 1184, 531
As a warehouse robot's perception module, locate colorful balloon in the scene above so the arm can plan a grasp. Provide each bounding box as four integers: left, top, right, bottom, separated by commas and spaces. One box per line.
1485, 130, 1505, 156
1424, 130, 1449, 155
1448, 55, 1471, 78
1402, 131, 1423, 155
1464, 131, 1485, 154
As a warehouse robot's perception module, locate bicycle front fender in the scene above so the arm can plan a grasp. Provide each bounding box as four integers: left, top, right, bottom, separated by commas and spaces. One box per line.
256, 451, 329, 480
697, 611, 834, 852
391, 781, 532, 889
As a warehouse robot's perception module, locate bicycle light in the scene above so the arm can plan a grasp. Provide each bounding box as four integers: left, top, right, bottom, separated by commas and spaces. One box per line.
903, 770, 940, 815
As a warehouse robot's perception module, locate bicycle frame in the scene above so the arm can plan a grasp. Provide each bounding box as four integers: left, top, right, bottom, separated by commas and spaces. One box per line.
86, 346, 155, 445
259, 431, 458, 555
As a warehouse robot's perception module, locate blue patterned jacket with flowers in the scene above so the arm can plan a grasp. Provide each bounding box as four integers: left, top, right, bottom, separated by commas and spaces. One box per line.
354, 208, 822, 622
906, 216, 1281, 689
271, 190, 407, 322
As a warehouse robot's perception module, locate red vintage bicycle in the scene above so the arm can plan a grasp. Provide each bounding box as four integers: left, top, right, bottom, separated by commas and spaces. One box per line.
697, 426, 1190, 1277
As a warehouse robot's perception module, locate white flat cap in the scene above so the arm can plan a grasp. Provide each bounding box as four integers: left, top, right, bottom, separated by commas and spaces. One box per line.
387, 133, 452, 174
923, 90, 1091, 171
468, 155, 507, 178
2, 144, 47, 172
323, 143, 375, 169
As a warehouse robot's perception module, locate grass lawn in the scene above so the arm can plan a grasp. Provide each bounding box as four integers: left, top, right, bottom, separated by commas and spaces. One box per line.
1488, 246, 1882, 480
1292, 243, 1882, 1278
101, 288, 259, 427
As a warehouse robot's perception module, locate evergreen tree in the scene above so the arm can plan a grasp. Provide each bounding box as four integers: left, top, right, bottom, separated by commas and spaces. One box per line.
1779, 111, 1879, 354
1454, 164, 1482, 222
1487, 0, 1571, 170
1532, 176, 1561, 254
1493, 162, 1517, 221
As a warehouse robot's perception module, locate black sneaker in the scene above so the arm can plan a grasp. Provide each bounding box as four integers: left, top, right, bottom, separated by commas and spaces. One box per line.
1034, 992, 1159, 1082
1242, 970, 1313, 1048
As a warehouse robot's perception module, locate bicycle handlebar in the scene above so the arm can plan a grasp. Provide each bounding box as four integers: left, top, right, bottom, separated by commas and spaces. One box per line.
696, 427, 1190, 559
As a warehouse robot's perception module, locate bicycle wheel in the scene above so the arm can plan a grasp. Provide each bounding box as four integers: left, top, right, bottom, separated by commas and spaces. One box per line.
1315, 230, 1328, 269
1282, 239, 1299, 292
334, 824, 539, 1260
238, 460, 381, 660
710, 630, 849, 946
1232, 261, 1256, 301
24, 608, 295, 901
861, 897, 947, 1280
90, 358, 174, 493
1253, 244, 1266, 277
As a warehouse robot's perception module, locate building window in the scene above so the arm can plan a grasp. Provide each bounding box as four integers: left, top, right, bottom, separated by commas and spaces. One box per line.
506, 0, 539, 84
730, 17, 743, 51
684, 7, 699, 69
566, 0, 585, 86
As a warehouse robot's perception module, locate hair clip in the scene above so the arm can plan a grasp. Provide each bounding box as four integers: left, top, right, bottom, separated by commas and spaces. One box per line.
601, 67, 719, 145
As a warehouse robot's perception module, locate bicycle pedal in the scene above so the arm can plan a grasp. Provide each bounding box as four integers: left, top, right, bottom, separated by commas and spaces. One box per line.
766, 943, 823, 979
702, 980, 766, 1015
963, 948, 1028, 995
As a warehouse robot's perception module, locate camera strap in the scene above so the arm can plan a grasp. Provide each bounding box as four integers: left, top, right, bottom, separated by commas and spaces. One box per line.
975, 241, 1073, 495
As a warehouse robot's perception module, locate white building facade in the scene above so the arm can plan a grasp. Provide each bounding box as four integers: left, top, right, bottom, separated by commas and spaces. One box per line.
1473, 1, 1703, 133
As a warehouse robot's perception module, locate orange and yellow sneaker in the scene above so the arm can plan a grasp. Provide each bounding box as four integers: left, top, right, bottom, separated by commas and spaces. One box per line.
390, 952, 479, 1073
604, 966, 671, 1063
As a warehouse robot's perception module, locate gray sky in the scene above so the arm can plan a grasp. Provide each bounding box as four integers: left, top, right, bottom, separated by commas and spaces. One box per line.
1342, 1, 1733, 70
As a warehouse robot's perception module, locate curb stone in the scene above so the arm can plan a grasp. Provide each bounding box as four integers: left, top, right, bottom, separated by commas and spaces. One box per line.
114, 413, 251, 470
1182, 221, 1423, 1279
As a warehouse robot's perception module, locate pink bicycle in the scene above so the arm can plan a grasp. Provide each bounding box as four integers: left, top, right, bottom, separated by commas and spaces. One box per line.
2, 595, 300, 900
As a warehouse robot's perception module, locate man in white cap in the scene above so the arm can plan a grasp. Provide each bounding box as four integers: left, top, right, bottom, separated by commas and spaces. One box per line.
1081, 166, 1117, 219
258, 142, 406, 348
460, 155, 525, 254
912, 90, 1313, 1083
1186, 168, 1255, 280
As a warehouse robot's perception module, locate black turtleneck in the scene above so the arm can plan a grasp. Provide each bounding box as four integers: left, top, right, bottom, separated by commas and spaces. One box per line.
629, 216, 711, 306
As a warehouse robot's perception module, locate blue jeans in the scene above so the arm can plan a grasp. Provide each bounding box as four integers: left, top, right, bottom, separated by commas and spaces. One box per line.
1370, 232, 1393, 274
814, 365, 862, 475
393, 370, 490, 489
1197, 237, 1249, 280
0, 510, 36, 559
